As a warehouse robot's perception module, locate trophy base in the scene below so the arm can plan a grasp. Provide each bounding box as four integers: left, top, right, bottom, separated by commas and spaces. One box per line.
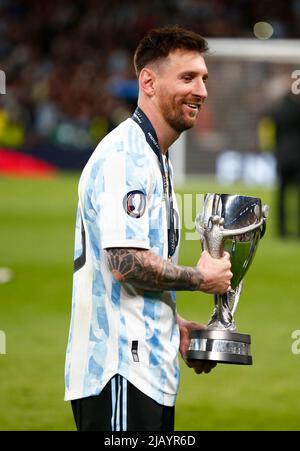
186, 329, 252, 365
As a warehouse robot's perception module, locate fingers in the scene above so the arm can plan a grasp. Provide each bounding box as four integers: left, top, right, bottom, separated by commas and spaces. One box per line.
203, 250, 230, 262
204, 249, 230, 261
179, 326, 189, 357
222, 253, 232, 293
187, 321, 207, 331
222, 251, 231, 260
186, 359, 217, 374
197, 249, 233, 294
199, 361, 217, 374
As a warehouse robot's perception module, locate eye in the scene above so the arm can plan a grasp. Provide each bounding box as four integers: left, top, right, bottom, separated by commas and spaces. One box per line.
182, 75, 192, 82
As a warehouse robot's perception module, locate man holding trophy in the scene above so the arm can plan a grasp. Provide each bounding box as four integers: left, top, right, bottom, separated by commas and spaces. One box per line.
65, 26, 267, 432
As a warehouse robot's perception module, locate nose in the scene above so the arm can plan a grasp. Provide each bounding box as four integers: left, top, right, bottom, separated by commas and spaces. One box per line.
193, 78, 208, 102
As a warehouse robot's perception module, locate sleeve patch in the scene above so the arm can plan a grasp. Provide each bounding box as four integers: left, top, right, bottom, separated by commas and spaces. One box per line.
123, 190, 146, 218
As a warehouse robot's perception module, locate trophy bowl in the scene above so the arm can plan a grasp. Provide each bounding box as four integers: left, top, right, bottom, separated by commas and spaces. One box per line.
186, 193, 269, 365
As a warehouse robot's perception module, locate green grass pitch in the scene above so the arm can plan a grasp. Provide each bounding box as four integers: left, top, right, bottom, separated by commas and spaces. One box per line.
0, 174, 300, 430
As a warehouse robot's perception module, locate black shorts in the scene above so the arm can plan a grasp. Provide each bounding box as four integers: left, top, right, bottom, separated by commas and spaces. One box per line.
71, 374, 175, 431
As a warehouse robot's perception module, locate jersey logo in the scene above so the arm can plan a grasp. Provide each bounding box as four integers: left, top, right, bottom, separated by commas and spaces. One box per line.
123, 190, 146, 218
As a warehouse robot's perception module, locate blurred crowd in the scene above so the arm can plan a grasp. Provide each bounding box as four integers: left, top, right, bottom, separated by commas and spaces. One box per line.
0, 0, 300, 151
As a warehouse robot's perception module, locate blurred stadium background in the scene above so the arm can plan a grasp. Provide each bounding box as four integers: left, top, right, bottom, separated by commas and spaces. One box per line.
1, 0, 300, 430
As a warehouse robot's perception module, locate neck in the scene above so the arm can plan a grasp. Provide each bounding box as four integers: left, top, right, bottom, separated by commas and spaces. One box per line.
137, 100, 180, 154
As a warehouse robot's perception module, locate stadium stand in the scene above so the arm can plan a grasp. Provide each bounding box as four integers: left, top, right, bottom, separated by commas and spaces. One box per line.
0, 0, 299, 170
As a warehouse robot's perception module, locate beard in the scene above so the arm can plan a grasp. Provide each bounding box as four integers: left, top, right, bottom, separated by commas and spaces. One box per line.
158, 91, 197, 133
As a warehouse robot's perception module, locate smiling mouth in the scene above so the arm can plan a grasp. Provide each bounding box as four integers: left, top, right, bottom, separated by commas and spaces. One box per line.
184, 103, 200, 112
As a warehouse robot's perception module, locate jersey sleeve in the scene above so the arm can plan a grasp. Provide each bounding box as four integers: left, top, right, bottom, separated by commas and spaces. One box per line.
96, 145, 152, 250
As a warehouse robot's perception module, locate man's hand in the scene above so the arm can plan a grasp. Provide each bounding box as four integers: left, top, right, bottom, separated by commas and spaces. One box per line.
197, 250, 232, 294
177, 315, 217, 374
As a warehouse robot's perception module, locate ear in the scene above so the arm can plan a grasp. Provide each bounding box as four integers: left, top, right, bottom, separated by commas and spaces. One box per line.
139, 68, 155, 97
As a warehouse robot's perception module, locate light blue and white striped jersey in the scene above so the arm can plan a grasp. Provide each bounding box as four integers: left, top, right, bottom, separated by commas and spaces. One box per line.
65, 117, 180, 406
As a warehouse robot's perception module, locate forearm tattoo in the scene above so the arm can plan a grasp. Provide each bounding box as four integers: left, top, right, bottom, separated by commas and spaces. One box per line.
106, 248, 203, 291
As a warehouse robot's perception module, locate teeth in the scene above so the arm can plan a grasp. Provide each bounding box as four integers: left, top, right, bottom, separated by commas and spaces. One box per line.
187, 104, 198, 109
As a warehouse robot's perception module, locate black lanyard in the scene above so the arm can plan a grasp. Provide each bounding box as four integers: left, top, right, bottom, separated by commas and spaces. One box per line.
131, 107, 178, 258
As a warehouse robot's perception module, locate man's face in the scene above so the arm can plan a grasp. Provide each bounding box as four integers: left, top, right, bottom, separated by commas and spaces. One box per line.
154, 49, 208, 133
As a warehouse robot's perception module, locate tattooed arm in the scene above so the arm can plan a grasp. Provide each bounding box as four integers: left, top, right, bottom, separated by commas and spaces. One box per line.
106, 248, 202, 291
106, 248, 232, 293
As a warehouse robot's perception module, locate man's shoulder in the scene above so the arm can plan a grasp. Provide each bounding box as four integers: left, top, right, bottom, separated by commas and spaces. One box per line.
91, 117, 154, 167
97, 118, 131, 147
93, 118, 145, 154
79, 118, 154, 185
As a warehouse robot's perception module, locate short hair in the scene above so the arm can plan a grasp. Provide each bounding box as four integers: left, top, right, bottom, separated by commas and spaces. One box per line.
133, 26, 209, 77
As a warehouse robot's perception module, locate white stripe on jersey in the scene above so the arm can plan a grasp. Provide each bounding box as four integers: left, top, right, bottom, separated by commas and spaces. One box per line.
102, 145, 126, 246
122, 377, 127, 431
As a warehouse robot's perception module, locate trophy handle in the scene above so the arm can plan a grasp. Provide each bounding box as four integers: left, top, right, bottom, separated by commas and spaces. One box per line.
196, 210, 268, 243
221, 217, 266, 238
202, 215, 224, 258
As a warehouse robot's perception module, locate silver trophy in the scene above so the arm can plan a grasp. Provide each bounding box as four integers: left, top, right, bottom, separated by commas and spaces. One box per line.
187, 194, 269, 365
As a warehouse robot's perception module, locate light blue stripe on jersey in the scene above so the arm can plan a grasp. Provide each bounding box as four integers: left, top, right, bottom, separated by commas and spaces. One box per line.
111, 281, 129, 378
149, 175, 164, 255
111, 279, 121, 309
143, 297, 167, 404
83, 270, 108, 396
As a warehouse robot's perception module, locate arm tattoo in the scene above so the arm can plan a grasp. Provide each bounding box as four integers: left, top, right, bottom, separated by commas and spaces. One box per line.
106, 248, 203, 291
